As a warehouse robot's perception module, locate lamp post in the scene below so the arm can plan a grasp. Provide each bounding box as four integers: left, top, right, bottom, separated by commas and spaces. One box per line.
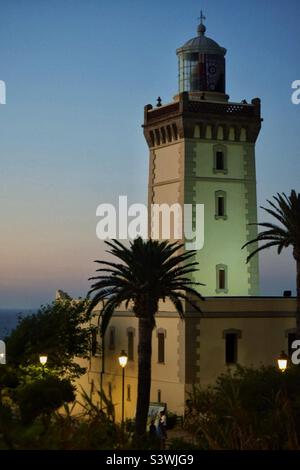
277, 350, 288, 373
118, 350, 128, 440
39, 354, 48, 376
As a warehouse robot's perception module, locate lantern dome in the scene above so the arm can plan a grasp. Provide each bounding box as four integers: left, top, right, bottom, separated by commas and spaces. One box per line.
176, 13, 227, 96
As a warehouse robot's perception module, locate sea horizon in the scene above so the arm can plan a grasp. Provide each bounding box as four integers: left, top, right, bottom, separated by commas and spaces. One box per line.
0, 308, 37, 339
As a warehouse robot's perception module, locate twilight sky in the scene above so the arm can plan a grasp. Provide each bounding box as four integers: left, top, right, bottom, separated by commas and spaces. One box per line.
0, 0, 299, 308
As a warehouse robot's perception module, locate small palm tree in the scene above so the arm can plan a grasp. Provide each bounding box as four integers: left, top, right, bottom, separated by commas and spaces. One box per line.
88, 237, 204, 437
242, 190, 300, 336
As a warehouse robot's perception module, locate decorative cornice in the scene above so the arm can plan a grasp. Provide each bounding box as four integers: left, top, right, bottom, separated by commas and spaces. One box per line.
143, 92, 262, 147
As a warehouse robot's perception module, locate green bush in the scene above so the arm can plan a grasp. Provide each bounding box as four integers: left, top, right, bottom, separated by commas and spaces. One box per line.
16, 376, 75, 424
166, 412, 179, 430
0, 366, 19, 390
185, 365, 300, 450
168, 438, 199, 450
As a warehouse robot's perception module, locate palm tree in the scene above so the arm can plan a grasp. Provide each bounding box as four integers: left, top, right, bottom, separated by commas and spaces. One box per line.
87, 237, 204, 437
242, 190, 300, 336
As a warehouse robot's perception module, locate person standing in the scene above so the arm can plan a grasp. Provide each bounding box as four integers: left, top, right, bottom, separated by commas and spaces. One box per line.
149, 419, 157, 438
157, 410, 167, 449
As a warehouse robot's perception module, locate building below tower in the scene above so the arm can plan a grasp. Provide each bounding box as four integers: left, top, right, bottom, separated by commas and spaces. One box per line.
76, 296, 297, 420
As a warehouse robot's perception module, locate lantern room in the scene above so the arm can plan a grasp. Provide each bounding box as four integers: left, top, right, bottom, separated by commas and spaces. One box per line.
176, 12, 227, 101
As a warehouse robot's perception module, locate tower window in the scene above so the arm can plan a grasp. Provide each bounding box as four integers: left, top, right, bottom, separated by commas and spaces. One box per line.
216, 264, 228, 293
240, 128, 247, 142
172, 124, 178, 140
225, 333, 238, 364
149, 130, 155, 147
154, 129, 161, 146
216, 151, 225, 170
217, 126, 224, 140
157, 389, 162, 403
218, 269, 226, 290
215, 191, 227, 219
217, 196, 225, 217
127, 328, 135, 361
166, 125, 172, 142
213, 145, 227, 173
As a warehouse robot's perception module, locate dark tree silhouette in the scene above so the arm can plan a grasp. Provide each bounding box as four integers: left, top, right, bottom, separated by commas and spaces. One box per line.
243, 190, 300, 336
88, 237, 204, 437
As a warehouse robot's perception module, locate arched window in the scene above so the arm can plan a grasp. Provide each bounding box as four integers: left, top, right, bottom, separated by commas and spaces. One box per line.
172, 124, 178, 140
166, 125, 172, 142
228, 127, 235, 141
154, 128, 161, 146
216, 264, 228, 293
157, 328, 166, 364
216, 151, 225, 170
205, 125, 212, 139
127, 327, 135, 361
213, 144, 227, 173
217, 126, 224, 140
240, 128, 247, 142
194, 125, 200, 138
215, 190, 227, 219
222, 329, 242, 364
149, 130, 155, 147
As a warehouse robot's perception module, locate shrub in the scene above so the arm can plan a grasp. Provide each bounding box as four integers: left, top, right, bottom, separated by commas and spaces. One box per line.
185, 365, 300, 450
168, 438, 199, 450
166, 412, 179, 430
16, 376, 75, 424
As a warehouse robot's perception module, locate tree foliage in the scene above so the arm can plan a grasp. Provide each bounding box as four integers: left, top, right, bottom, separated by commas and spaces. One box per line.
6, 298, 95, 378
88, 237, 204, 438
16, 376, 75, 424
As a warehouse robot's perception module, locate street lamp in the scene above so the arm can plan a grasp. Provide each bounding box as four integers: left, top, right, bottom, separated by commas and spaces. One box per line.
118, 350, 128, 436
277, 350, 288, 373
39, 355, 48, 366
39, 354, 48, 376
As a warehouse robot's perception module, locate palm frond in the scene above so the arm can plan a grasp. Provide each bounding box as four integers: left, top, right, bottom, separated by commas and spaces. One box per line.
243, 190, 300, 262
88, 237, 205, 326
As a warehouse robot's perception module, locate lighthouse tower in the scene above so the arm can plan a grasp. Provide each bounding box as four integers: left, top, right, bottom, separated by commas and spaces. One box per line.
143, 14, 262, 296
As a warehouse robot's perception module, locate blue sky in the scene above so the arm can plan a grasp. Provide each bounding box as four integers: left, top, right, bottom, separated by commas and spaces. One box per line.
0, 0, 299, 308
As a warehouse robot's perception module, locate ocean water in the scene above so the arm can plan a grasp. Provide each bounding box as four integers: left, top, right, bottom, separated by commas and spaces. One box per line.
0, 309, 36, 340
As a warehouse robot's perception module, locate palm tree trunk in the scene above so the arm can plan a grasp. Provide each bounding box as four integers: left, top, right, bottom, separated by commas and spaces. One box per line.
296, 258, 300, 339
135, 317, 153, 438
